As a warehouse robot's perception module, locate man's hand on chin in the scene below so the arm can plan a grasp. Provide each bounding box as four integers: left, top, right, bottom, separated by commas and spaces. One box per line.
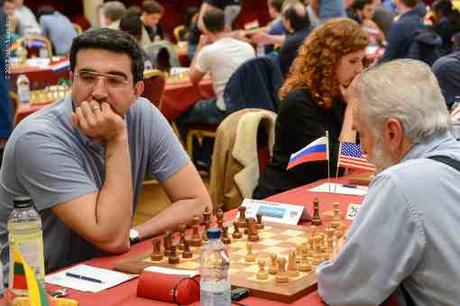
71, 100, 127, 144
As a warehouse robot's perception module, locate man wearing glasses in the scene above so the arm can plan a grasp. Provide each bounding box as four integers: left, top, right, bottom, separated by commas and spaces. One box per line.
0, 28, 212, 275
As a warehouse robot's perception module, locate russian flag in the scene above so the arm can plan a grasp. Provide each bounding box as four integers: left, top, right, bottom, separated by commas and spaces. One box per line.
50, 59, 70, 73
286, 136, 329, 170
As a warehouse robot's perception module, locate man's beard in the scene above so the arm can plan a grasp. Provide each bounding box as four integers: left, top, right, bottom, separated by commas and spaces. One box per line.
369, 138, 394, 173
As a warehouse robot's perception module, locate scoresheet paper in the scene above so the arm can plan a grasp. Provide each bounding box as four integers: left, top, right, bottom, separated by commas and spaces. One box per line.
308, 182, 368, 196
45, 264, 137, 292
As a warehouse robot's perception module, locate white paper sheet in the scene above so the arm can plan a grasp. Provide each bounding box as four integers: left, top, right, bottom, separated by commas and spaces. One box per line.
45, 264, 137, 293
308, 182, 368, 196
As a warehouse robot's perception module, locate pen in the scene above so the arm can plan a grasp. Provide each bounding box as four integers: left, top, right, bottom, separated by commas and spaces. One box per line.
65, 272, 103, 284
342, 184, 357, 188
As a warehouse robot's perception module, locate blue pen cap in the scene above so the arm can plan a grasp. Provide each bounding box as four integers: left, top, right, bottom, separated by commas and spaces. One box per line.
207, 227, 221, 239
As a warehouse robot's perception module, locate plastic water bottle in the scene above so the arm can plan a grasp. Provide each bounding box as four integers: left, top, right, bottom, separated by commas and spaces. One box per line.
200, 228, 231, 306
256, 44, 265, 57
16, 74, 30, 104
7, 197, 45, 296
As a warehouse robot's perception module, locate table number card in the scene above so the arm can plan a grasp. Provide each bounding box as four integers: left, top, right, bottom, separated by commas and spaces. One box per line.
238, 199, 308, 225
346, 203, 361, 220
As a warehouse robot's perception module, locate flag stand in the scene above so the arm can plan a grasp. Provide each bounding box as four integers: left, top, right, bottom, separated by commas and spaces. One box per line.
326, 131, 331, 193
334, 141, 342, 193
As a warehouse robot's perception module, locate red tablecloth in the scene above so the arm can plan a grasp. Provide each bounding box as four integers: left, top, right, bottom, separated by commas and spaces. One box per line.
161, 78, 214, 121
10, 66, 69, 89
16, 79, 214, 123
0, 179, 369, 306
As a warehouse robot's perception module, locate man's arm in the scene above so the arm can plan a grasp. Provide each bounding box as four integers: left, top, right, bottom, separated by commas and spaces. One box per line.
133, 161, 212, 239
51, 101, 133, 254
189, 34, 208, 84
316, 175, 425, 305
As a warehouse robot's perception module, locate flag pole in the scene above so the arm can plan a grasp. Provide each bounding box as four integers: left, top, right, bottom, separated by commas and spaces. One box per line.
326, 131, 330, 193
334, 141, 342, 194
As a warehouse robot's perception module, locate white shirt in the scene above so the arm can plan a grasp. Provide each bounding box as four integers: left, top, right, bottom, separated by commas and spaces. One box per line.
196, 37, 255, 111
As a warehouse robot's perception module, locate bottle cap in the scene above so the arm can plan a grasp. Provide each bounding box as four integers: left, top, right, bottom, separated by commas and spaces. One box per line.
207, 227, 221, 239
13, 196, 32, 208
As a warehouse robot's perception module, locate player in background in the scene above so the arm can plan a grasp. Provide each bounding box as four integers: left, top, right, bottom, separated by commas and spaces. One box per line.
0, 28, 211, 278
317, 59, 460, 305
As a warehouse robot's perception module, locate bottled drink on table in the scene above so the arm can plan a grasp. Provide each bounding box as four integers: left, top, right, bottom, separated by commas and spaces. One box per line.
8, 197, 45, 296
16, 74, 30, 104
200, 227, 231, 306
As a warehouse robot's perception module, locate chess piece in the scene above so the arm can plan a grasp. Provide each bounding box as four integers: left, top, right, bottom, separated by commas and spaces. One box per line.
299, 245, 312, 272
202, 220, 210, 242
256, 259, 269, 280
163, 230, 172, 257
182, 240, 193, 259
216, 209, 224, 229
312, 198, 322, 226
232, 222, 242, 239
244, 243, 256, 262
177, 223, 186, 250
269, 254, 278, 274
256, 214, 264, 230
331, 202, 342, 228
275, 257, 289, 284
221, 225, 231, 244
150, 238, 163, 261
237, 206, 247, 228
247, 218, 259, 242
190, 215, 203, 247
202, 206, 212, 225
287, 249, 299, 277
168, 245, 180, 264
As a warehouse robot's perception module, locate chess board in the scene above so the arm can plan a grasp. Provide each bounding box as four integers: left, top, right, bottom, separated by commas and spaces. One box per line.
114, 219, 344, 303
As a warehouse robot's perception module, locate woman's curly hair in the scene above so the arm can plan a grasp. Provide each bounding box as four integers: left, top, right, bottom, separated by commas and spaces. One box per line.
279, 18, 369, 108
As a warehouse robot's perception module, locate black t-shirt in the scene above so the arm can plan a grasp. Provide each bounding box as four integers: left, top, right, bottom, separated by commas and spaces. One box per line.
253, 88, 345, 199
204, 0, 241, 9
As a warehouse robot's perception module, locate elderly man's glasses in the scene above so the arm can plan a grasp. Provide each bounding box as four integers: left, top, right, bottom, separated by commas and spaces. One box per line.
74, 71, 130, 89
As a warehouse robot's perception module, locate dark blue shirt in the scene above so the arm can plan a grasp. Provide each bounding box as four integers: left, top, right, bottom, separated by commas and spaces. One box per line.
382, 9, 424, 62
278, 27, 312, 77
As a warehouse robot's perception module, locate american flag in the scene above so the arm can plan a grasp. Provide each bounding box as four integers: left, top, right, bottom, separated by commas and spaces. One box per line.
338, 142, 376, 171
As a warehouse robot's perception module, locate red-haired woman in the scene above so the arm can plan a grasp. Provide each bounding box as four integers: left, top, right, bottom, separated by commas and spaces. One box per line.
253, 18, 369, 199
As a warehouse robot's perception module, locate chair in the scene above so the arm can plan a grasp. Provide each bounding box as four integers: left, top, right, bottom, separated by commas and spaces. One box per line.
223, 56, 283, 115
15, 34, 53, 58
173, 25, 186, 42
9, 92, 19, 125
73, 23, 83, 35
142, 69, 166, 109
186, 124, 218, 158
209, 109, 276, 211
143, 41, 180, 72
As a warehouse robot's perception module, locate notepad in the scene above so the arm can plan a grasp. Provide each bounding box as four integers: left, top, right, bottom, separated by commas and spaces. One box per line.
45, 264, 137, 293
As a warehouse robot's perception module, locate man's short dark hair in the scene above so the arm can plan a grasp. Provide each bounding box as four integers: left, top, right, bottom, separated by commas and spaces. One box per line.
69, 28, 144, 83
119, 15, 142, 41
282, 4, 310, 32
142, 0, 164, 15
203, 8, 225, 33
102, 1, 126, 22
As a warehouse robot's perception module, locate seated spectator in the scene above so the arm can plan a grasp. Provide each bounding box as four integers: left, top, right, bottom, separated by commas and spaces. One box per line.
278, 1, 313, 77
347, 0, 384, 43
176, 8, 255, 169
0, 28, 211, 275
119, 15, 154, 69
141, 0, 165, 45
177, 6, 199, 42
317, 59, 459, 306
431, 0, 460, 54
381, 0, 424, 62
253, 18, 368, 199
13, 0, 40, 35
267, 0, 287, 36
101, 1, 126, 30
37, 6, 78, 56
432, 51, 460, 109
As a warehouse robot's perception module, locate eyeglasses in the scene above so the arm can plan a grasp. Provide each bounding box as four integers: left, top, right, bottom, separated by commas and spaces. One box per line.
74, 71, 131, 89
